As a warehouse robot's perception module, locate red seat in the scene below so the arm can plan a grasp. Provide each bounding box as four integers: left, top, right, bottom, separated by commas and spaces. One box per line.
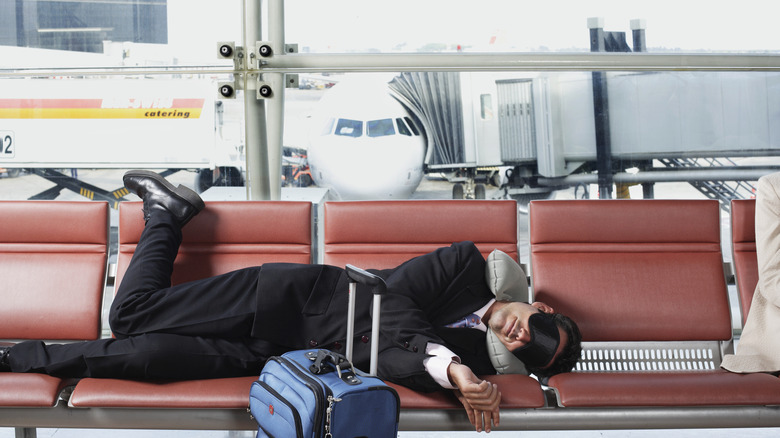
388, 375, 545, 410
115, 200, 313, 289
529, 199, 780, 407
551, 370, 780, 407
731, 199, 757, 324
70, 201, 312, 410
323, 200, 519, 268
0, 201, 109, 407
69, 376, 258, 409
323, 199, 545, 409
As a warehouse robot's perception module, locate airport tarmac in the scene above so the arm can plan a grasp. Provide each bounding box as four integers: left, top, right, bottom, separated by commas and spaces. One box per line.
1, 169, 775, 437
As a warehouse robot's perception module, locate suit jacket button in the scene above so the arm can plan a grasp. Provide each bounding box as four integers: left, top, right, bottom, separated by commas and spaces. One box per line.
361, 336, 369, 343
309, 340, 318, 347
333, 342, 342, 350
403, 342, 410, 349
413, 346, 419, 352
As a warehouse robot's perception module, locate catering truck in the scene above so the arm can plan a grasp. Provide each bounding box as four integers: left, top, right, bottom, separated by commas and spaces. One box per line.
0, 77, 245, 204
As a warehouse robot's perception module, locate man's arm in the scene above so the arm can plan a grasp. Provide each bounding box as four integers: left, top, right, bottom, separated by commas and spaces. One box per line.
448, 362, 501, 433
377, 345, 502, 433
376, 241, 489, 361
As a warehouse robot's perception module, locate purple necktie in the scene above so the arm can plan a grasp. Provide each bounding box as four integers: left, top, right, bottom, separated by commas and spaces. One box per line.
447, 313, 481, 329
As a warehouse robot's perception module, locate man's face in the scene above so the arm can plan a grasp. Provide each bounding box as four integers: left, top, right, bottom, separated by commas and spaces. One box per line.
487, 302, 568, 369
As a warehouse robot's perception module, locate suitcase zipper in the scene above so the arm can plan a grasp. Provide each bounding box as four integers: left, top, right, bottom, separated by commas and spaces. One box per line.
256, 380, 304, 438
324, 395, 342, 438
273, 356, 333, 434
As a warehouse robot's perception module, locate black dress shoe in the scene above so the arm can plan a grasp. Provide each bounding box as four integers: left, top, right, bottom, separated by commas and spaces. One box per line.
0, 346, 10, 372
123, 170, 205, 227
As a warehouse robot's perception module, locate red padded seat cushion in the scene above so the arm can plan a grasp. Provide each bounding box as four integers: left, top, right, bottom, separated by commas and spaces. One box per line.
388, 374, 545, 409
549, 370, 780, 407
323, 200, 519, 268
70, 376, 257, 408
0, 374, 77, 407
0, 201, 108, 341
731, 199, 757, 323
117, 201, 312, 288
530, 199, 731, 342
72, 374, 546, 410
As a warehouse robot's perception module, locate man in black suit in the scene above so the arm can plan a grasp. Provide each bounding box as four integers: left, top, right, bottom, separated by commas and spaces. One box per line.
1, 171, 581, 433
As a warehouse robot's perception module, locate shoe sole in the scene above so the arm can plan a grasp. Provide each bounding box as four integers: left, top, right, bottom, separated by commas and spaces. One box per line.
123, 170, 205, 212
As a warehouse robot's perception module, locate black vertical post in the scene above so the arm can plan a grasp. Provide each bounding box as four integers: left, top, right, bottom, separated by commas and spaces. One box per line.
589, 18, 613, 199
631, 19, 647, 53
15, 0, 26, 47
631, 19, 655, 199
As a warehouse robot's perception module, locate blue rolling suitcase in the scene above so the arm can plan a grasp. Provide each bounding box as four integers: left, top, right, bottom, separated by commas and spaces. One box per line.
250, 265, 400, 438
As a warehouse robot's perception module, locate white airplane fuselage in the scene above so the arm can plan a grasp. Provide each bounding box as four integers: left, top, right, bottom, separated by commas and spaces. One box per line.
307, 78, 426, 200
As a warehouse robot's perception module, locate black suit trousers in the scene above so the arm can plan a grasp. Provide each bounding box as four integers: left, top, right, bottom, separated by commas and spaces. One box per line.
9, 211, 281, 379
110, 212, 259, 339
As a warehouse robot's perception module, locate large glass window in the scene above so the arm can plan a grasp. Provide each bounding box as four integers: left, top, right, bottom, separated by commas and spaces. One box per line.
1, 1, 779, 214
367, 118, 395, 137
335, 118, 363, 137
0, 0, 242, 69
286, 0, 780, 53
396, 118, 412, 136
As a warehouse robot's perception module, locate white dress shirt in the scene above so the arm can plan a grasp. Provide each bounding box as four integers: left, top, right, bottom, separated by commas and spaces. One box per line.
424, 299, 495, 389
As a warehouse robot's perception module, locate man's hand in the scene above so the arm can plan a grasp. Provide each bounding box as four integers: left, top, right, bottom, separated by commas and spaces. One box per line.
448, 362, 501, 432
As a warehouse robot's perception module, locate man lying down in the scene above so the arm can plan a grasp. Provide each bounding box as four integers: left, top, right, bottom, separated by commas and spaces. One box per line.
0, 170, 582, 433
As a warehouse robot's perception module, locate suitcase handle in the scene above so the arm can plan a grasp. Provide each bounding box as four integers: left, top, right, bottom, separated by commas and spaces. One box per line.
345, 265, 387, 295
306, 350, 362, 385
345, 264, 387, 376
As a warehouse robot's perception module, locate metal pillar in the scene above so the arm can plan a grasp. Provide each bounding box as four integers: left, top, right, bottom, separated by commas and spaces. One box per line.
243, 0, 271, 200
263, 0, 286, 200
631, 19, 647, 53
588, 18, 613, 199
631, 18, 655, 199
15, 427, 36, 438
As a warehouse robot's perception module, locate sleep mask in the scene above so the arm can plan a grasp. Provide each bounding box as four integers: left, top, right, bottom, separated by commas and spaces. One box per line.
512, 313, 560, 368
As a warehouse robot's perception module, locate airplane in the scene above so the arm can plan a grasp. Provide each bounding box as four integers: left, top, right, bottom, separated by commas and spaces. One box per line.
306, 75, 426, 200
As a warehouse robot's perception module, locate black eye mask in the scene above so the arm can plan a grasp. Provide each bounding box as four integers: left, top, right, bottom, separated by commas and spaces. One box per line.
512, 313, 560, 368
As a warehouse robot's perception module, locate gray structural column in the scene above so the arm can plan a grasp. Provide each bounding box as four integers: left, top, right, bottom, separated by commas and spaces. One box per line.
243, 0, 272, 200
588, 17, 613, 199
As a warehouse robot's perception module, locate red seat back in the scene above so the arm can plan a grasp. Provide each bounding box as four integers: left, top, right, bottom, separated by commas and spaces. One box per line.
530, 199, 731, 342
323, 200, 518, 268
117, 201, 312, 289
0, 201, 108, 340
730, 199, 757, 324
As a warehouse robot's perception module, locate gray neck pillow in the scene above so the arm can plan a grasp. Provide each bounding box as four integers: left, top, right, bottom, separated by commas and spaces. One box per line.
484, 249, 530, 375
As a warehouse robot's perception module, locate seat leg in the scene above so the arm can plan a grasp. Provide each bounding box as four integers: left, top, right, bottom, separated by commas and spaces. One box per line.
15, 427, 36, 438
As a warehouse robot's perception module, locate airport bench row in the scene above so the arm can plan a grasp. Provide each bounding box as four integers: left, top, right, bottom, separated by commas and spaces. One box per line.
1, 198, 779, 436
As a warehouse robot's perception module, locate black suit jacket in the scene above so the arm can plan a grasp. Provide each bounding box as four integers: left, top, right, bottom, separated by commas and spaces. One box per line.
251, 241, 496, 392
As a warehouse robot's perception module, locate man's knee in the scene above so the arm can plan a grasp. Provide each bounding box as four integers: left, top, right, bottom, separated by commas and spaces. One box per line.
108, 304, 135, 338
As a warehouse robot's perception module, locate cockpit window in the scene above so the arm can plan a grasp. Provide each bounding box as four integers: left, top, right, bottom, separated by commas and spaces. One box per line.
396, 118, 411, 136
404, 117, 420, 135
367, 119, 395, 137
335, 119, 363, 137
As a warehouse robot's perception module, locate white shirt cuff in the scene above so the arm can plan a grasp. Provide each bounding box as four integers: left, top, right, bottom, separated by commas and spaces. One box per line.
424, 343, 461, 389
